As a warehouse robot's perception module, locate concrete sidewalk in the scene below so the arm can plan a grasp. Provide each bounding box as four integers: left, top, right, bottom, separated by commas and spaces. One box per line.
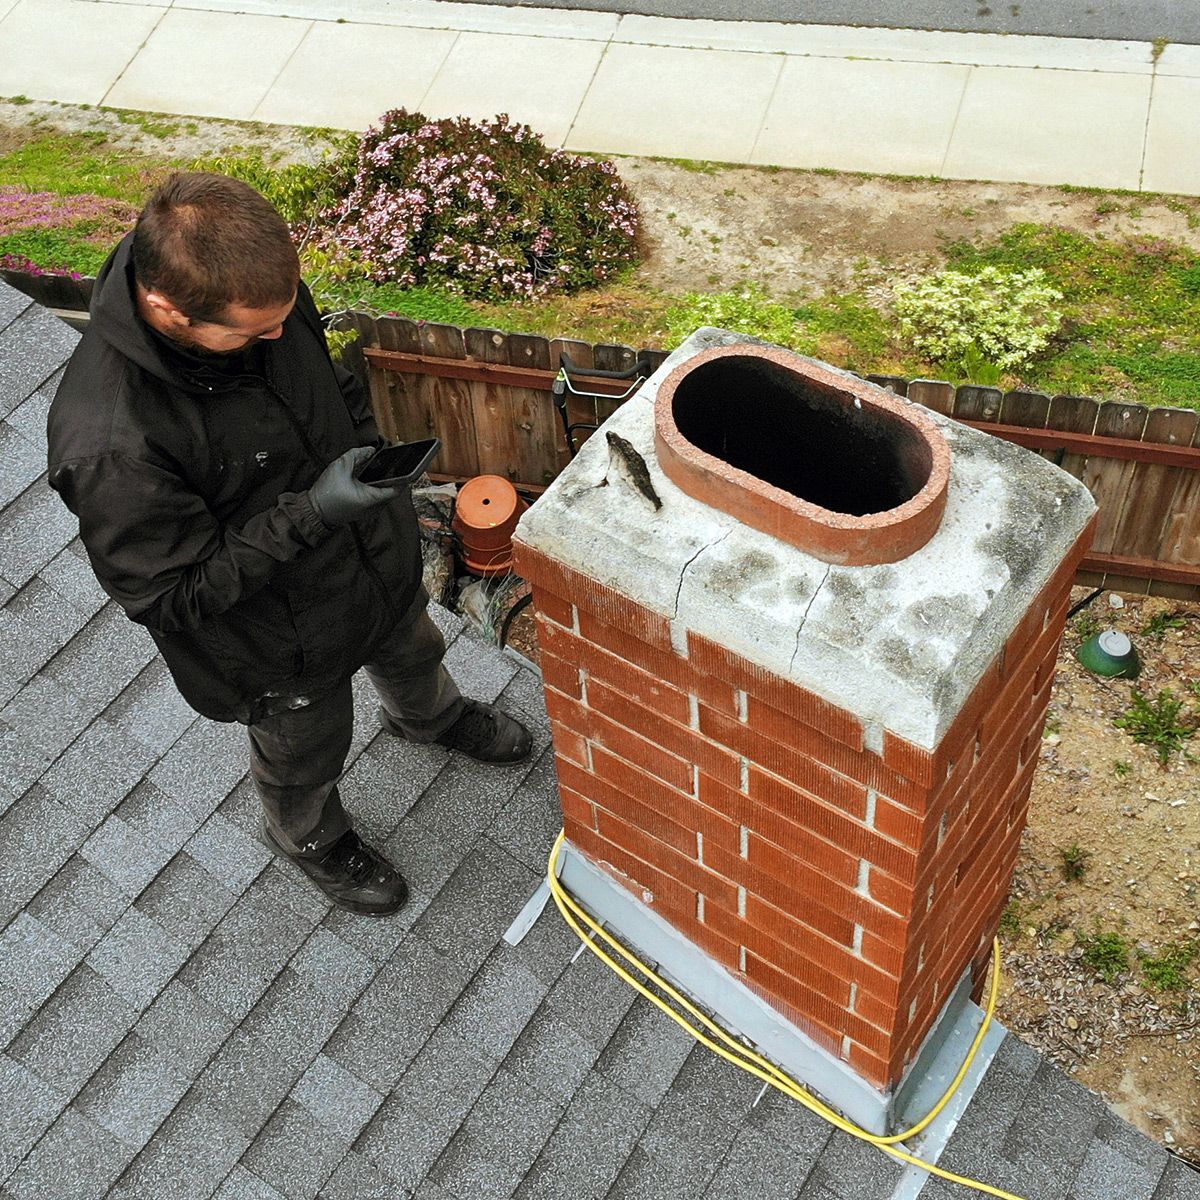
1, 0, 1199, 194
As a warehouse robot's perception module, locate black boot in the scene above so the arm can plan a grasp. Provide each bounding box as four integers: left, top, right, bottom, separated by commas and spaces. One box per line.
379, 699, 532, 764
260, 819, 409, 917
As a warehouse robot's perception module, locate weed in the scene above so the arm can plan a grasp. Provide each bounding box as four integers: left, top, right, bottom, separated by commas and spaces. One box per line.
1059, 843, 1091, 882
999, 901, 1022, 939
1073, 610, 1101, 639
1077, 926, 1131, 982
1152, 37, 1170, 61
1115, 688, 1198, 764
1141, 940, 1196, 990
663, 283, 799, 348
1114, 759, 1132, 777
1094, 200, 1120, 215
1144, 611, 1186, 639
8, 95, 33, 105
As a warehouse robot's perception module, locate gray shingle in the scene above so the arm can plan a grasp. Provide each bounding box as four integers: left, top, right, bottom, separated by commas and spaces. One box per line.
541, 944, 638, 1054
251, 857, 333, 924
429, 1067, 565, 1200
0, 911, 82, 1009
1095, 1110, 1174, 1175
636, 1046, 764, 1190
106, 658, 197, 756
290, 927, 377, 1008
79, 813, 178, 898
40, 715, 157, 823
291, 1053, 384, 1140
442, 631, 518, 704
0, 303, 78, 418
512, 1071, 651, 1200
321, 1011, 424, 1097
115, 776, 217, 863
0, 282, 32, 333
239, 967, 346, 1072
353, 1096, 464, 1194
315, 1149, 398, 1200
487, 746, 563, 873
184, 812, 271, 892
703, 1118, 829, 1200
605, 1144, 701, 1200
105, 1095, 252, 1200
2, 1105, 130, 1200
175, 887, 312, 1021
594, 994, 697, 1108
149, 716, 247, 810
1070, 1136, 1166, 1200
26, 855, 128, 949
805, 1128, 903, 1200
84, 907, 191, 1010
0, 784, 91, 911
0, 611, 64, 709
0, 480, 78, 588
37, 542, 109, 621
212, 1164, 288, 1200
319, 900, 412, 966
1, 672, 94, 761
192, 1026, 307, 1140
438, 944, 551, 1062
0, 1052, 69, 1179
6, 365, 63, 447
501, 1003, 601, 1103
338, 731, 447, 844
379, 817, 464, 931
1152, 1159, 1200, 1200
133, 979, 237, 1077
0, 424, 49, 509
7, 965, 137, 1094
42, 602, 157, 719
243, 1099, 358, 1200
72, 1030, 191, 1150
133, 850, 240, 950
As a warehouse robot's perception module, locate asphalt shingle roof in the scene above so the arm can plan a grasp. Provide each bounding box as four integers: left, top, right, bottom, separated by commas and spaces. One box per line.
2, 276, 1199, 1199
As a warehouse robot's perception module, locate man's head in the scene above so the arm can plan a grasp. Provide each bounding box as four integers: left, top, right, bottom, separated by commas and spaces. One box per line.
132, 172, 301, 354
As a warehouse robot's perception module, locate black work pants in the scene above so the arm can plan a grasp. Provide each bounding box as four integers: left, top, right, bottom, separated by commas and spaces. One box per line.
248, 590, 463, 857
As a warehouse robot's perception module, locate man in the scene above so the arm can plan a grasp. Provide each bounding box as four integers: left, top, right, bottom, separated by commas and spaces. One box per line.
47, 172, 531, 918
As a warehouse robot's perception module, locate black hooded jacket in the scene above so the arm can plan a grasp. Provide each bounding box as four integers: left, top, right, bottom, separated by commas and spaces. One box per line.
47, 235, 422, 723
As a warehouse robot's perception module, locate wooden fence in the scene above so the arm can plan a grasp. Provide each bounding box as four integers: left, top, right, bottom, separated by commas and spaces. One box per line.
335, 313, 1200, 601
5, 268, 1197, 600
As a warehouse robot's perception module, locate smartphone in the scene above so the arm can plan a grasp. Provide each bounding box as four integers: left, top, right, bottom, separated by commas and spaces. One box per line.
356, 438, 442, 487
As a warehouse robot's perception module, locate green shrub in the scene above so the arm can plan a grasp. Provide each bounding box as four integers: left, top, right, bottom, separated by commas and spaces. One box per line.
319, 110, 639, 300
664, 283, 799, 347
892, 266, 1063, 371
1114, 688, 1198, 764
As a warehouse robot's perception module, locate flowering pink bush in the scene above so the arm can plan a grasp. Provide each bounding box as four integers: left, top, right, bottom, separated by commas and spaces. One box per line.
320, 110, 640, 299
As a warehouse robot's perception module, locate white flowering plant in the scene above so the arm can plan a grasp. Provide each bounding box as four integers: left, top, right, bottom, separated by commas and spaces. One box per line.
892, 266, 1064, 373
319, 110, 640, 300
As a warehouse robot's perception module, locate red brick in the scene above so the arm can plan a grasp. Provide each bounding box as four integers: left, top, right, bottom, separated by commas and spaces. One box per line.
558, 757, 700, 860
739, 771, 917, 882
514, 544, 674, 652
688, 632, 865, 751
881, 730, 936, 788
552, 725, 589, 768
582, 704, 695, 794
860, 930, 908, 976
871, 796, 925, 852
529, 585, 574, 630
656, 904, 741, 972
559, 785, 596, 831
741, 894, 902, 1004
578, 640, 693, 726
745, 827, 860, 891
540, 651, 582, 701
569, 823, 699, 916
847, 1041, 893, 1089
544, 684, 589, 734
587, 680, 740, 788
577, 610, 688, 685
745, 758, 868, 827
744, 953, 891, 1057
593, 808, 739, 911
701, 705, 925, 808
866, 865, 916, 916
593, 749, 740, 853
851, 984, 896, 1030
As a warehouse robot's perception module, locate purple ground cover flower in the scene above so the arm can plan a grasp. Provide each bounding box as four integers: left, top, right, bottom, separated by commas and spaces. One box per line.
0, 187, 137, 240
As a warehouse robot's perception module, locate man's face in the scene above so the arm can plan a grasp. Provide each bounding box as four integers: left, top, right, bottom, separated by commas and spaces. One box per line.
175, 296, 297, 355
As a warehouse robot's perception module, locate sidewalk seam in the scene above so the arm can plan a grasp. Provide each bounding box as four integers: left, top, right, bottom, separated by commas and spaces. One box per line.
937, 63, 974, 179
413, 29, 463, 116
559, 30, 612, 150
745, 52, 787, 167
97, 1, 172, 109
1138, 64, 1157, 190
249, 16, 317, 122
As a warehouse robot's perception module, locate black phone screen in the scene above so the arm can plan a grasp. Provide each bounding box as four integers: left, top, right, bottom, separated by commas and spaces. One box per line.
358, 439, 439, 485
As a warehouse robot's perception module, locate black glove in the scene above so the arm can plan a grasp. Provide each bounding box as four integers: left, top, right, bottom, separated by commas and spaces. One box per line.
309, 447, 402, 528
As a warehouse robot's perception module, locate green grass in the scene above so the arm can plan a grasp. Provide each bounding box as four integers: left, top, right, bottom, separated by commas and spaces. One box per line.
0, 131, 168, 200
1141, 940, 1197, 991
1077, 927, 1132, 982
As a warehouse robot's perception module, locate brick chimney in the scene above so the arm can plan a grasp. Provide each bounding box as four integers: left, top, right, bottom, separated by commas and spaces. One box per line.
513, 331, 1096, 1130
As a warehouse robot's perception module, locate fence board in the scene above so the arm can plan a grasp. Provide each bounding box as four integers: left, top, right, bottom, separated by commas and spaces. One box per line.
1045, 395, 1099, 480
504, 332, 562, 484
464, 327, 533, 484
1083, 402, 1149, 558
1152, 415, 1200, 599
907, 380, 956, 415
370, 317, 423, 443
865, 374, 909, 396
953, 385, 1002, 423
999, 390, 1050, 429
416, 323, 479, 478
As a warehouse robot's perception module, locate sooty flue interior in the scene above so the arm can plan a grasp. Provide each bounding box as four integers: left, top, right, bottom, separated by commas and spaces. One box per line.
671, 357, 931, 516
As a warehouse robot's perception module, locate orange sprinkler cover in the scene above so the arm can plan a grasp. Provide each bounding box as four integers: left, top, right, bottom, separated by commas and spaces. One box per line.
453, 475, 529, 576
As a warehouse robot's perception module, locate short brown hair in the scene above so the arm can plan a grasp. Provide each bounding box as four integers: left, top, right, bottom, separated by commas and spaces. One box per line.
132, 172, 300, 322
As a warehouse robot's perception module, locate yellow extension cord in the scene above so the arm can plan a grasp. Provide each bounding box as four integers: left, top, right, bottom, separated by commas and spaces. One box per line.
547, 831, 1029, 1200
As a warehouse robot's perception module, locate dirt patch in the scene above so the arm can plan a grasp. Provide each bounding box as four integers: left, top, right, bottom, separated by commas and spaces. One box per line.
1003, 591, 1200, 1163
